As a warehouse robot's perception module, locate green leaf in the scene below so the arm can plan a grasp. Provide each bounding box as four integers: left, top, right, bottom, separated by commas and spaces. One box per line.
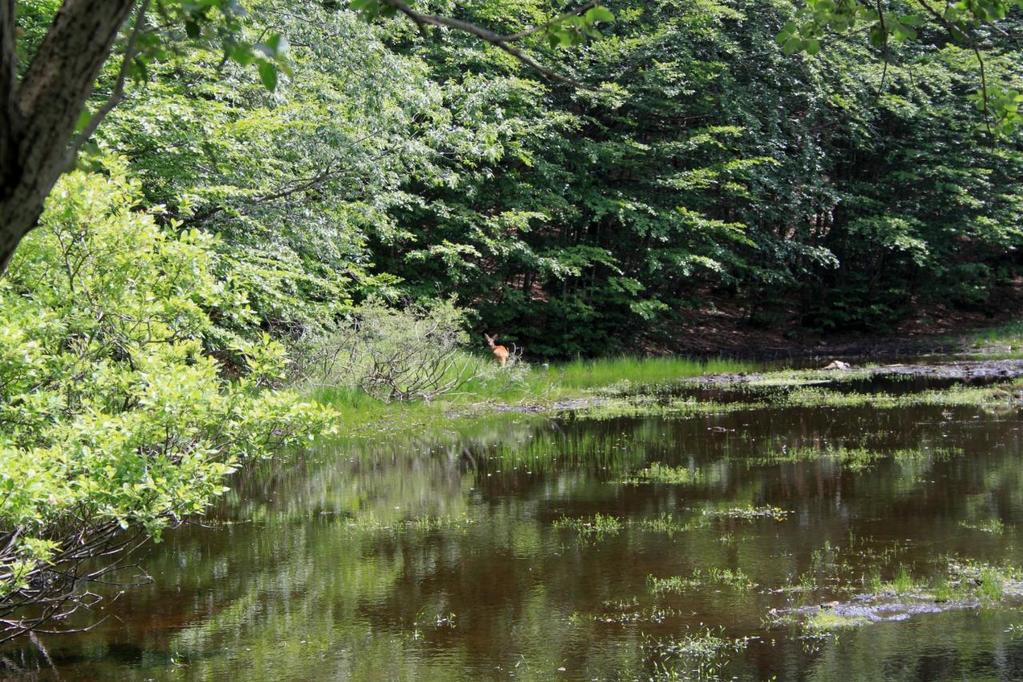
782, 36, 802, 55
258, 62, 278, 90
584, 6, 615, 24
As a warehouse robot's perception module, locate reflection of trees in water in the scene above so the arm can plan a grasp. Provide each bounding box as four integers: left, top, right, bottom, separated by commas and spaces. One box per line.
11, 405, 1023, 680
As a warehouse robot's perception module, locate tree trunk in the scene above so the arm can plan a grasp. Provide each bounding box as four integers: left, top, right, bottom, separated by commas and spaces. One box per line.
0, 0, 136, 273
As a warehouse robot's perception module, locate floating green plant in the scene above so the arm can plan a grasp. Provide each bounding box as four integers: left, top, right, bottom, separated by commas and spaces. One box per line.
620, 462, 704, 485
805, 610, 871, 632
960, 518, 1006, 535
703, 505, 790, 521
649, 568, 755, 594
749, 445, 884, 471
339, 513, 477, 534
773, 558, 1023, 637
634, 513, 709, 536
642, 626, 751, 681
552, 513, 623, 537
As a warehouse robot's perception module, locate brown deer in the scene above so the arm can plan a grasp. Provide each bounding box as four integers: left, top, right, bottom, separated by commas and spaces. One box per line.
484, 333, 510, 367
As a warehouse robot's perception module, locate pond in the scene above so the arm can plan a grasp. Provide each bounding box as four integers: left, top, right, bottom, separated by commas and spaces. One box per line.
8, 367, 1023, 680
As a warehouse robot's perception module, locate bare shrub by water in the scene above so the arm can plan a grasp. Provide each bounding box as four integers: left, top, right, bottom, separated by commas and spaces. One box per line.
300, 298, 482, 402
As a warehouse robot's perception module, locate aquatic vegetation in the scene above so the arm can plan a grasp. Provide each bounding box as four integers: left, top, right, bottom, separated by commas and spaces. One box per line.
890, 447, 963, 462
702, 505, 790, 521
805, 610, 872, 632
743, 444, 965, 472
552, 513, 623, 537
750, 445, 885, 471
781, 382, 1021, 410
568, 374, 1023, 423
773, 558, 1023, 637
576, 397, 767, 421
891, 565, 916, 595
340, 514, 478, 534
649, 568, 755, 594
620, 462, 704, 485
739, 368, 878, 387
960, 518, 1006, 535
946, 558, 1022, 603
633, 513, 709, 536
588, 604, 684, 625
642, 627, 750, 680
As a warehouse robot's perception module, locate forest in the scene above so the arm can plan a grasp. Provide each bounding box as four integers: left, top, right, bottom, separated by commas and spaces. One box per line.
2, 0, 1023, 678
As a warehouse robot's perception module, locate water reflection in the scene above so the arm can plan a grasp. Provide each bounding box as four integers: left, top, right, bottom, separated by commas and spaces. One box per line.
6, 401, 1023, 680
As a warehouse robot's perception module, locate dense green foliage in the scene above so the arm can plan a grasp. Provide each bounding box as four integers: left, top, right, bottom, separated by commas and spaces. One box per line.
79, 0, 1023, 355
0, 170, 329, 636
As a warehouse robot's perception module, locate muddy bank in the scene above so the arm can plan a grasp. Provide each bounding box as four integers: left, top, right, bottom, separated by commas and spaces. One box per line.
694, 358, 1023, 387
770, 595, 981, 627
452, 359, 1023, 418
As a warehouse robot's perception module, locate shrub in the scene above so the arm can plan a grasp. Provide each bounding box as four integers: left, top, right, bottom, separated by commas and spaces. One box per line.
301, 297, 481, 402
0, 170, 330, 642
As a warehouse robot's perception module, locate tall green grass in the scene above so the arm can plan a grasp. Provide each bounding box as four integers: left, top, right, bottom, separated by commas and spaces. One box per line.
309, 354, 756, 413
546, 356, 752, 390
967, 321, 1023, 351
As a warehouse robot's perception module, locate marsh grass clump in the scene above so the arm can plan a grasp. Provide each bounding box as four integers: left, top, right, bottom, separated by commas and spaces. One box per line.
341, 513, 477, 534
891, 446, 964, 462
967, 322, 1023, 352
751, 445, 885, 471
743, 444, 965, 472
780, 382, 1019, 411
960, 518, 1006, 534
642, 626, 750, 680
891, 565, 916, 594
778, 558, 1023, 637
589, 603, 683, 625
871, 559, 1021, 603
703, 505, 790, 521
649, 568, 755, 594
806, 611, 871, 632
634, 513, 709, 536
946, 558, 1021, 603
577, 397, 765, 421
620, 462, 704, 485
552, 513, 623, 538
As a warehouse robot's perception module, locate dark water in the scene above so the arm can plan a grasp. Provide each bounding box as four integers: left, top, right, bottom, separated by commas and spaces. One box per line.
7, 389, 1023, 680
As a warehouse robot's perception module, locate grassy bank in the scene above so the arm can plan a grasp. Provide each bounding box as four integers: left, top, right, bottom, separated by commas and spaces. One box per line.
964, 322, 1023, 354
307, 355, 755, 437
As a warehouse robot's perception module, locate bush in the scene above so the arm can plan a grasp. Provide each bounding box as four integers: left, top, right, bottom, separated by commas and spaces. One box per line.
301, 298, 482, 402
0, 170, 330, 641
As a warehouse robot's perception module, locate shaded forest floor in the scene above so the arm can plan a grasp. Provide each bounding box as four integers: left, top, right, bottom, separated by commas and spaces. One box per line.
650, 279, 1023, 359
